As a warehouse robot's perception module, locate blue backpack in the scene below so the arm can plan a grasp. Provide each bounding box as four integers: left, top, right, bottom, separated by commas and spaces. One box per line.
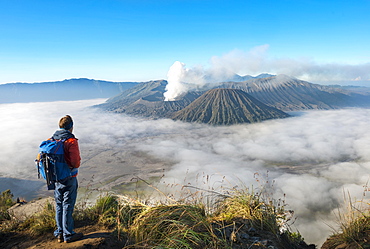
37, 139, 73, 190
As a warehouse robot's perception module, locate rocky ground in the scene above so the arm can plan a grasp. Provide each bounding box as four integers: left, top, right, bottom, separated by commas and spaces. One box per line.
1, 223, 125, 249
1, 221, 316, 249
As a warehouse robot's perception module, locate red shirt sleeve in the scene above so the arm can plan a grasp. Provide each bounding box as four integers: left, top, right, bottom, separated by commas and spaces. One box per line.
64, 138, 81, 168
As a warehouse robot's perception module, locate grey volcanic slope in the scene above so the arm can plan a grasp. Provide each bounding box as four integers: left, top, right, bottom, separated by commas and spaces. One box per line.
218, 75, 370, 111
172, 88, 290, 125
98, 80, 201, 118
104, 80, 168, 107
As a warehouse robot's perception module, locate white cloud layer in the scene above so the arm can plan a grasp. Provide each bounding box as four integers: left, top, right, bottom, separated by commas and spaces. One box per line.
1, 100, 370, 246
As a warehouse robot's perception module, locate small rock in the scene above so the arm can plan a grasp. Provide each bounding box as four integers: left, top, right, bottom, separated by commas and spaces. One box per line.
250, 236, 261, 241
240, 233, 250, 240
261, 239, 269, 246
225, 227, 233, 239
334, 243, 347, 249
8, 197, 54, 221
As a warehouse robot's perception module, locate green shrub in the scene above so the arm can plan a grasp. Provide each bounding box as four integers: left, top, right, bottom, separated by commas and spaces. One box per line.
0, 189, 14, 221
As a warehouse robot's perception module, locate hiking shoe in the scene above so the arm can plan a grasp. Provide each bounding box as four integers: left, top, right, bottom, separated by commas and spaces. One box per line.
64, 233, 83, 243
57, 234, 64, 243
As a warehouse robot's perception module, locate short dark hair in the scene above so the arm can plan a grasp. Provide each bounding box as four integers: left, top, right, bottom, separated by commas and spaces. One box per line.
59, 115, 73, 130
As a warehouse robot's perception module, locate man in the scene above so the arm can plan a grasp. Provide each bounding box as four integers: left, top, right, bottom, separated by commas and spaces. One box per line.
44, 115, 83, 243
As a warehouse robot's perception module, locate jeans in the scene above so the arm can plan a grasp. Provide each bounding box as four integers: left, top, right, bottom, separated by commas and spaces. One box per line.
53, 176, 78, 240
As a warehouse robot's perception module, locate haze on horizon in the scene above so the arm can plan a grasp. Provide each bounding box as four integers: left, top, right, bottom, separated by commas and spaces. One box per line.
0, 0, 369, 85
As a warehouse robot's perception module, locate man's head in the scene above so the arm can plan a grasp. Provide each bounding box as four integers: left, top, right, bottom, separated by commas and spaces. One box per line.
59, 115, 74, 131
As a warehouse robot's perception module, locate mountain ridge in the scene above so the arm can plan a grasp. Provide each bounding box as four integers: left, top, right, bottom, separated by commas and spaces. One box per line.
100, 75, 370, 121
3, 75, 370, 125
0, 78, 139, 103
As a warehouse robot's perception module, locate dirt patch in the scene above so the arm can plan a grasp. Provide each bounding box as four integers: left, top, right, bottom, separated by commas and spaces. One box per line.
321, 232, 370, 249
1, 224, 126, 249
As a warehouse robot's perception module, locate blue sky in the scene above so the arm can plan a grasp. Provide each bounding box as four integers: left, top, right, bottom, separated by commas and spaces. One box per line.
0, 0, 369, 84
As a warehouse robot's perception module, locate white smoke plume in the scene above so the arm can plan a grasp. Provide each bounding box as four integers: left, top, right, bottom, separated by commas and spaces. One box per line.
1, 99, 370, 246
164, 61, 206, 101
164, 45, 370, 100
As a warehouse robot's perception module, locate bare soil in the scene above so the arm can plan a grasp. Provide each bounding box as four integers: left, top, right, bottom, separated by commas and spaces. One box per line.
0, 223, 126, 249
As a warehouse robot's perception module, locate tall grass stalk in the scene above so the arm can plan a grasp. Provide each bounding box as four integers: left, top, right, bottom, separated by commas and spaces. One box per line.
330, 192, 370, 248
88, 194, 119, 227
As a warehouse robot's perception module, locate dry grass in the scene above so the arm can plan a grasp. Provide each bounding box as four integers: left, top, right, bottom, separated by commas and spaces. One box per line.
212, 185, 289, 235
1, 182, 308, 248
19, 201, 56, 235
322, 191, 370, 249
127, 204, 226, 249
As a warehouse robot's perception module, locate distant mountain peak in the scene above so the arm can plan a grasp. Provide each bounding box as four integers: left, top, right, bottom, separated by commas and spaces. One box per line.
255, 73, 275, 78
245, 74, 296, 90
228, 73, 275, 82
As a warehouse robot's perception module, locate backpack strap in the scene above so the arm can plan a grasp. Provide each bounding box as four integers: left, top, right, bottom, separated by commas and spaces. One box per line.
51, 138, 66, 151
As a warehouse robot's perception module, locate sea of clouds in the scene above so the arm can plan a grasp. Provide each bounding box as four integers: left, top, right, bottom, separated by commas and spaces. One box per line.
1, 99, 369, 246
